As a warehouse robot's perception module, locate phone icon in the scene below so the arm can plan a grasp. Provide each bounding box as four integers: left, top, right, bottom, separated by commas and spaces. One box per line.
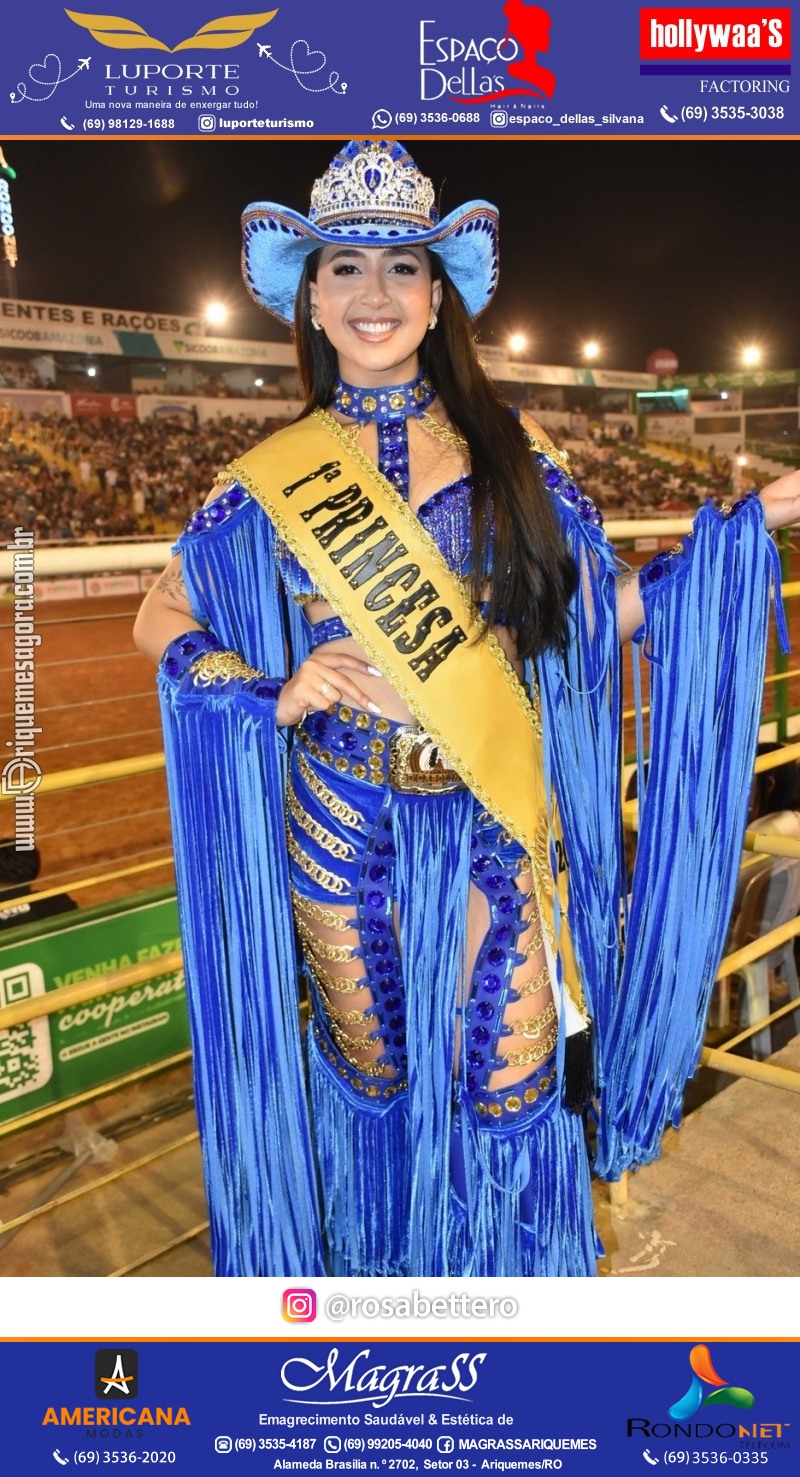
60, 116, 75, 131
643, 1450, 660, 1466
660, 105, 678, 123
53, 1451, 70, 1466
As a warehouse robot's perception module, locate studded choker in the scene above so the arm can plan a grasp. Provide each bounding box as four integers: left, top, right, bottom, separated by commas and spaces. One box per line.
331, 369, 436, 425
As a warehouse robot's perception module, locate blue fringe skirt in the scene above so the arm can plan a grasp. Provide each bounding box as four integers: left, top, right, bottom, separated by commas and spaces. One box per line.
288, 703, 598, 1278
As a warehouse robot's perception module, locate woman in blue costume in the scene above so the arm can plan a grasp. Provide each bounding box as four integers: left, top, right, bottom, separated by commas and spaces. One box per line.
135, 139, 800, 1278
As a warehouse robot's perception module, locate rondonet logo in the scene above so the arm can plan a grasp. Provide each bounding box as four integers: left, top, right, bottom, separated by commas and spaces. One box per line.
640, 8, 792, 61
65, 8, 278, 51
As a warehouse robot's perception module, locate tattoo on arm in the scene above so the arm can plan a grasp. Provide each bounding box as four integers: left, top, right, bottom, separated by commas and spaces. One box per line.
155, 567, 190, 606
616, 569, 638, 592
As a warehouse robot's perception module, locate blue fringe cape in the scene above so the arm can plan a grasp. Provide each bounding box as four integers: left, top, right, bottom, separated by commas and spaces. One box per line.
158, 477, 781, 1274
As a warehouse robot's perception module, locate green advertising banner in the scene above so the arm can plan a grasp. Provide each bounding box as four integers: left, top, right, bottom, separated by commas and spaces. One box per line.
0, 890, 189, 1129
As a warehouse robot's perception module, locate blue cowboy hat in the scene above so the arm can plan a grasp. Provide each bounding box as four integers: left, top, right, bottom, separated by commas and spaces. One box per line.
241, 138, 499, 325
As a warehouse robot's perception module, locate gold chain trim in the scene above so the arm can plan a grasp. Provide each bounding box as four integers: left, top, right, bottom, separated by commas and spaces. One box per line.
306, 956, 366, 996
418, 412, 469, 454
510, 1001, 557, 1039
329, 1023, 387, 1076
522, 925, 544, 959
499, 1024, 558, 1068
286, 780, 355, 861
523, 429, 571, 472
286, 830, 348, 895
324, 1002, 373, 1027
292, 891, 354, 933
515, 962, 551, 999
295, 916, 358, 963
295, 749, 365, 828
190, 649, 263, 686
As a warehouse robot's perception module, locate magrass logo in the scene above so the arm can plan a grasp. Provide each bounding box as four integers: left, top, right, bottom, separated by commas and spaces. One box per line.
95, 1349, 139, 1399
668, 1345, 755, 1420
65, 8, 278, 52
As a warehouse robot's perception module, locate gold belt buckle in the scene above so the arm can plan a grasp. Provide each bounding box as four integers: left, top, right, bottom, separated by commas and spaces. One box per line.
387, 725, 465, 794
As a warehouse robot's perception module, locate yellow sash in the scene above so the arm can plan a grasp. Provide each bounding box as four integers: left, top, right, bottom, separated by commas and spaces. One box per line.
228, 410, 585, 1015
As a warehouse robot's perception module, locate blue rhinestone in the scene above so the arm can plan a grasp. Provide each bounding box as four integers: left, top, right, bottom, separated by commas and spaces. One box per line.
367, 890, 385, 908
495, 925, 512, 944
227, 485, 244, 505
375, 840, 394, 857
164, 657, 179, 676
389, 1015, 403, 1031
384, 996, 400, 1011
497, 895, 516, 915
483, 974, 501, 992
340, 732, 357, 751
477, 1001, 494, 1020
474, 855, 491, 873
545, 470, 561, 489
473, 1026, 490, 1045
379, 979, 393, 993
486, 874, 506, 891
367, 918, 386, 935
487, 947, 505, 965
394, 1033, 406, 1047
369, 864, 387, 882
468, 1050, 484, 1068
646, 562, 664, 583
179, 639, 197, 655
371, 939, 389, 955
562, 485, 578, 503
376, 959, 393, 975
466, 1073, 478, 1092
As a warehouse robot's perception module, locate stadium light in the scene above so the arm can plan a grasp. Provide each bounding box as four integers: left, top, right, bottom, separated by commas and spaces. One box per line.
737, 454, 748, 468
741, 345, 761, 367
582, 340, 600, 361
254, 377, 264, 388
87, 365, 98, 379
508, 333, 527, 356
720, 391, 728, 400
204, 302, 229, 329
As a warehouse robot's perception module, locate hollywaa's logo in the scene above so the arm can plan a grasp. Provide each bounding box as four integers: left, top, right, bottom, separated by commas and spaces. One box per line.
420, 1, 556, 104
65, 8, 277, 51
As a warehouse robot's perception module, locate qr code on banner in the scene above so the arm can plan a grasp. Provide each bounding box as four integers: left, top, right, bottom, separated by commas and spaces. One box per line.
0, 963, 53, 1103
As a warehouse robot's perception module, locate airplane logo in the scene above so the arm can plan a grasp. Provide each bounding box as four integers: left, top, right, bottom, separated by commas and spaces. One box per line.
258, 43, 271, 56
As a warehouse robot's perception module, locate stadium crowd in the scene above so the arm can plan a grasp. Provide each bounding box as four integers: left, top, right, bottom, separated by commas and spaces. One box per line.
0, 408, 740, 543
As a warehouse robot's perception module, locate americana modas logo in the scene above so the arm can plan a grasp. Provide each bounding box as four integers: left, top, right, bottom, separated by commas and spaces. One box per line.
65, 8, 277, 51
95, 1348, 139, 1399
668, 1345, 754, 1420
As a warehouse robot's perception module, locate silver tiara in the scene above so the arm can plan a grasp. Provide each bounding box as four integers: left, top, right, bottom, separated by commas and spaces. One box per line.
309, 141, 437, 231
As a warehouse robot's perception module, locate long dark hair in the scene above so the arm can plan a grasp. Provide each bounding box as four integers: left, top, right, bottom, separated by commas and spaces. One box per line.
293, 251, 577, 662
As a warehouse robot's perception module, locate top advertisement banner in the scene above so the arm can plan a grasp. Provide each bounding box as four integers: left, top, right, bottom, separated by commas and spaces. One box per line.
0, 0, 796, 138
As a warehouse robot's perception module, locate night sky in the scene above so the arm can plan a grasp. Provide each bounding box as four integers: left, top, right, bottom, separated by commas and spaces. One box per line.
3, 138, 799, 374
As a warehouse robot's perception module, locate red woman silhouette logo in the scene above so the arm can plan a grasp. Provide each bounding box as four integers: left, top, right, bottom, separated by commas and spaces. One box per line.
502, 1, 556, 99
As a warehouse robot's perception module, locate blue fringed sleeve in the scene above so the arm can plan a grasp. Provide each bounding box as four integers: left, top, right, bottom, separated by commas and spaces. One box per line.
595, 494, 787, 1178
537, 488, 625, 1084
157, 493, 323, 1275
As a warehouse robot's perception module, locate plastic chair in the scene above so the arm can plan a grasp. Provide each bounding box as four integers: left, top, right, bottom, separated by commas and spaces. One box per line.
724, 857, 800, 1059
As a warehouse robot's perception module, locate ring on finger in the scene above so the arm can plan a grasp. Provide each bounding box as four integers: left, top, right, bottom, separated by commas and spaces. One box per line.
320, 679, 332, 698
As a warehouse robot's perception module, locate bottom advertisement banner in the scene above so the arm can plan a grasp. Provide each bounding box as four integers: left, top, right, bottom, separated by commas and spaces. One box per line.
0, 1339, 795, 1471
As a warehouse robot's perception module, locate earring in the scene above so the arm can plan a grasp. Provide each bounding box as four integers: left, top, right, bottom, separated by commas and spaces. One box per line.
311, 314, 323, 332
428, 310, 438, 331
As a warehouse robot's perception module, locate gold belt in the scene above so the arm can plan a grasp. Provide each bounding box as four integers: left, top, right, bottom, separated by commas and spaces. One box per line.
387, 725, 466, 795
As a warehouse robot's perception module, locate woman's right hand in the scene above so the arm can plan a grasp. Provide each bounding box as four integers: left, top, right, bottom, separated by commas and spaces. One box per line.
276, 651, 383, 727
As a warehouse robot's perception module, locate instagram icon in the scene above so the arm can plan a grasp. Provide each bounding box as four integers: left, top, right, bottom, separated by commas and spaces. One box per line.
283, 1288, 317, 1322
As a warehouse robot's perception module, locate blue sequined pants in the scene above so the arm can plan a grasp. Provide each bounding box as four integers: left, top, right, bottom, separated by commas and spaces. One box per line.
287, 703, 597, 1277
